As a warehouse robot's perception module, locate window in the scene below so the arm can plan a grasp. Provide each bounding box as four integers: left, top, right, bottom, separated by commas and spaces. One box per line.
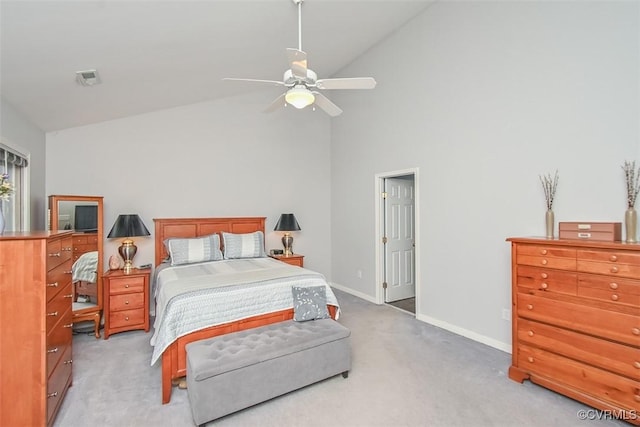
0, 143, 29, 231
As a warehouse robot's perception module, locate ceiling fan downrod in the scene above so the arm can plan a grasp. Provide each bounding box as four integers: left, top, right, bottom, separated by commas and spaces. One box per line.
294, 0, 303, 52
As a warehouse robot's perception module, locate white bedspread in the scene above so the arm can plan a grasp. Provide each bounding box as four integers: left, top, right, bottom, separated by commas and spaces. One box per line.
150, 257, 339, 365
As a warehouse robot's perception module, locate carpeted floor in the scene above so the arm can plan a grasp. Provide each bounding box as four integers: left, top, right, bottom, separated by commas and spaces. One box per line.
54, 289, 627, 427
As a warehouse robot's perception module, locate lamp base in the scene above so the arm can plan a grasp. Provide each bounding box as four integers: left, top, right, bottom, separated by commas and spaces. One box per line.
282, 233, 293, 256
118, 239, 137, 274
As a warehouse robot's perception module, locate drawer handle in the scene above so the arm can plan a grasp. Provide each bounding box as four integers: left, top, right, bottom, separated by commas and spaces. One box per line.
125, 316, 130, 321
540, 273, 548, 279
125, 284, 129, 288
47, 392, 58, 399
632, 328, 640, 336
611, 294, 619, 301
527, 304, 534, 310
577, 232, 591, 238
63, 359, 73, 365
64, 270, 72, 274
610, 266, 619, 273
47, 347, 59, 354
125, 300, 129, 305
527, 357, 534, 363
633, 361, 640, 369
609, 282, 619, 290
541, 259, 548, 265
63, 323, 73, 328
540, 283, 548, 290
48, 252, 61, 257
47, 282, 59, 288
609, 255, 618, 262
47, 311, 58, 317
528, 331, 534, 337
63, 294, 73, 299
540, 249, 547, 255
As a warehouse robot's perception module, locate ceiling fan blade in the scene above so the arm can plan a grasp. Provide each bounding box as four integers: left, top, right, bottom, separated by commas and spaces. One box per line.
264, 93, 287, 113
223, 78, 284, 87
312, 92, 342, 117
286, 48, 308, 79
315, 77, 377, 90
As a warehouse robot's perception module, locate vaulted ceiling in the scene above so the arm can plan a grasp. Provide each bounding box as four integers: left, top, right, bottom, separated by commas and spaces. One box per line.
1, 0, 433, 131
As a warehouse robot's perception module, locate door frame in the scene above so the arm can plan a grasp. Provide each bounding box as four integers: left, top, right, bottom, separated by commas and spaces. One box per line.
374, 167, 420, 309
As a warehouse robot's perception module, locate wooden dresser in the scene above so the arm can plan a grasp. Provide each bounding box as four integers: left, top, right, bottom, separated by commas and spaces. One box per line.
0, 231, 74, 427
507, 237, 640, 424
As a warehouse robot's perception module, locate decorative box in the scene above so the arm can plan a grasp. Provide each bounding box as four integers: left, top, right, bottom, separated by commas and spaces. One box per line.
558, 222, 622, 242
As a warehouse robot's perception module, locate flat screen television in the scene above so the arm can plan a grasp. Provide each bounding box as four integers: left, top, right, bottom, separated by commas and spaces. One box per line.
74, 205, 98, 233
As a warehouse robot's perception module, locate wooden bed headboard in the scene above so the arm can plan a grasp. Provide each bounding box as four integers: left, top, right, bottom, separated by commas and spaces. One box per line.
153, 217, 266, 267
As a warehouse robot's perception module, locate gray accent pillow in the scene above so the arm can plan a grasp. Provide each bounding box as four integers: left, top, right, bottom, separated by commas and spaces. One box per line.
166, 234, 223, 266
291, 285, 330, 322
222, 231, 266, 259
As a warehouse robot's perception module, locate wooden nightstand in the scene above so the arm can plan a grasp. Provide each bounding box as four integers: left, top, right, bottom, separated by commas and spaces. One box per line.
103, 268, 150, 339
269, 254, 304, 267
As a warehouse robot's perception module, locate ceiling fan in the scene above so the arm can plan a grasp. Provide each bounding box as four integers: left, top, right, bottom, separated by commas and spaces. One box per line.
223, 0, 376, 117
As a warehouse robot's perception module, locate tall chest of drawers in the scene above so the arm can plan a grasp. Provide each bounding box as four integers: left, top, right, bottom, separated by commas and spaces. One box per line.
508, 237, 640, 424
0, 231, 74, 427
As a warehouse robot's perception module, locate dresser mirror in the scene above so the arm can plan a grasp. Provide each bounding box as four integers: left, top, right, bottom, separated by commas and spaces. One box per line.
49, 195, 104, 337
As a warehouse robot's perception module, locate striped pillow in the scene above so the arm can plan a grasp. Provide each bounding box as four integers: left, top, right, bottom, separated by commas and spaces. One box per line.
166, 234, 223, 266
222, 231, 266, 259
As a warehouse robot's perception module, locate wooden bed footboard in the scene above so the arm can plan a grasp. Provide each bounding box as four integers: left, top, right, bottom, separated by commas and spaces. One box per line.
161, 305, 338, 403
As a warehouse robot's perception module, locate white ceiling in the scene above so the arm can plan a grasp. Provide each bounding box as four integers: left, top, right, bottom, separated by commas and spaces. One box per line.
1, 0, 433, 131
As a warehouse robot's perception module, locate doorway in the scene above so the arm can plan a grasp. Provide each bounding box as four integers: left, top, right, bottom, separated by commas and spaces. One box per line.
374, 168, 419, 315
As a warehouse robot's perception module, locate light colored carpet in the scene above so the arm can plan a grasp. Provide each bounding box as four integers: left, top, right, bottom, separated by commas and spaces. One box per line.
54, 289, 627, 427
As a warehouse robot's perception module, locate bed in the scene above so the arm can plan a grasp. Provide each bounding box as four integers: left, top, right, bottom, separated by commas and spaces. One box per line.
152, 217, 339, 404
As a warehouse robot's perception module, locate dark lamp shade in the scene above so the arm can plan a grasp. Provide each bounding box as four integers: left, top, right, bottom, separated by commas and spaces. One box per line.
107, 214, 151, 238
274, 214, 301, 232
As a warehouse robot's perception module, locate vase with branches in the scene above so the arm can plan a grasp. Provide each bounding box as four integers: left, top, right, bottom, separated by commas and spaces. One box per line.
539, 170, 559, 238
622, 161, 640, 243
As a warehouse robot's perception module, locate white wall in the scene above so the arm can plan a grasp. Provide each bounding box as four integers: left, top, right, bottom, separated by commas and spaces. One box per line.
46, 92, 333, 276
330, 1, 639, 350
0, 97, 47, 229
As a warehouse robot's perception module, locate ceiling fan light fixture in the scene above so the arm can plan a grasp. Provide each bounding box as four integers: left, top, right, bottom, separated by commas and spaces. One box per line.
285, 85, 315, 109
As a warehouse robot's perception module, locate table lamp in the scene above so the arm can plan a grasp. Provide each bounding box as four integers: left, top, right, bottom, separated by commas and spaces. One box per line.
274, 213, 301, 256
107, 214, 150, 273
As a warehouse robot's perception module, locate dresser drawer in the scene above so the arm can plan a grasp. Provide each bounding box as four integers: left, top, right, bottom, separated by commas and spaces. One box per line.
46, 262, 73, 302
517, 293, 640, 346
46, 345, 72, 425
46, 306, 73, 378
46, 282, 73, 332
109, 292, 144, 311
518, 319, 640, 380
578, 274, 640, 307
73, 234, 99, 245
578, 260, 640, 280
578, 249, 640, 265
109, 308, 145, 328
516, 265, 577, 295
108, 276, 144, 295
46, 238, 73, 271
518, 345, 640, 413
516, 246, 575, 271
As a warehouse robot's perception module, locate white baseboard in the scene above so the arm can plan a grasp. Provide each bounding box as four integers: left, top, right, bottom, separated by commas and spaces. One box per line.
329, 282, 377, 304
330, 282, 512, 355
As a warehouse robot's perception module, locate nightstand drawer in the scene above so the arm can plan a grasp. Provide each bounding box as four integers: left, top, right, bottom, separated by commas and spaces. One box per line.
109, 309, 145, 328
108, 276, 144, 295
109, 292, 144, 311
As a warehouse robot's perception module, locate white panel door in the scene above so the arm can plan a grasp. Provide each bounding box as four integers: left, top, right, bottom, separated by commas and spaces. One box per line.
384, 177, 415, 302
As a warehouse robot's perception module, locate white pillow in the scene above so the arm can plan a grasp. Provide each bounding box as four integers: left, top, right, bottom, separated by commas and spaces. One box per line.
166, 234, 223, 266
222, 231, 266, 259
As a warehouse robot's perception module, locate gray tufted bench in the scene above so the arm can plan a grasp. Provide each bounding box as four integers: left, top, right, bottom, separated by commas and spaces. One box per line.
185, 318, 351, 425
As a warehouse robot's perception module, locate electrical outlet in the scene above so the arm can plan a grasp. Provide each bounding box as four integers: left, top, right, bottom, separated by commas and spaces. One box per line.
501, 308, 511, 321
